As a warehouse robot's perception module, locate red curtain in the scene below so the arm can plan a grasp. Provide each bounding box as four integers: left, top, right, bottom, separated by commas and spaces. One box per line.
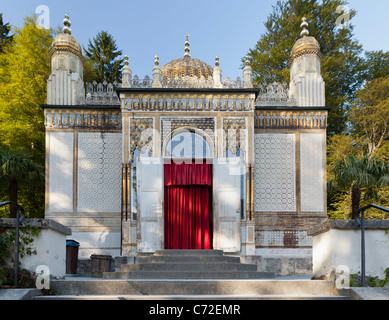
164, 161, 212, 187
164, 161, 211, 250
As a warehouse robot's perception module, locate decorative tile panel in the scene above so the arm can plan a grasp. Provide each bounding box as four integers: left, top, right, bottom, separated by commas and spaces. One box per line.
254, 134, 296, 212
300, 133, 324, 212
256, 230, 312, 248
48, 132, 73, 212
78, 133, 122, 213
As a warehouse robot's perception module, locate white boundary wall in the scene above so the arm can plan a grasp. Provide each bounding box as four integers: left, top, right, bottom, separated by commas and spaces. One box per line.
308, 220, 389, 279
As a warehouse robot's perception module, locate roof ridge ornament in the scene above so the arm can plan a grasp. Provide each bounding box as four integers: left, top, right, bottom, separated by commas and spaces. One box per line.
184, 33, 191, 59
300, 17, 309, 37
63, 14, 72, 35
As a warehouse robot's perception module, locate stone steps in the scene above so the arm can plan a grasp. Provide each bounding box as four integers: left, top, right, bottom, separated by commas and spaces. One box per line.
136, 255, 242, 264
120, 262, 257, 272
104, 271, 272, 279
32, 250, 348, 300
42, 279, 346, 299
103, 249, 273, 280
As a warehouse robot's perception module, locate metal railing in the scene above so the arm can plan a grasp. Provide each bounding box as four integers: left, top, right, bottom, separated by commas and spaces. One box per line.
355, 204, 389, 287
0, 201, 25, 287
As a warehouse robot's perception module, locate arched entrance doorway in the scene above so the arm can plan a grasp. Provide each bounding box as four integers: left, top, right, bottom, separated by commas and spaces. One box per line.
163, 128, 214, 249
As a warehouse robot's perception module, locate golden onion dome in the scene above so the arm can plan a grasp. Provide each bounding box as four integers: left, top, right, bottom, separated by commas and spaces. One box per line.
161, 33, 213, 80
289, 18, 323, 66
49, 14, 83, 59
161, 57, 213, 80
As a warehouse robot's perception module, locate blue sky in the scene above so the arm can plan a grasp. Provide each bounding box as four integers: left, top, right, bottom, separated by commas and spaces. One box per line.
1, 0, 388, 80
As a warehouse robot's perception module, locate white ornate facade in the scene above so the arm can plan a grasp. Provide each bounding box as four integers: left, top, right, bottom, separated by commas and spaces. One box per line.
43, 16, 329, 259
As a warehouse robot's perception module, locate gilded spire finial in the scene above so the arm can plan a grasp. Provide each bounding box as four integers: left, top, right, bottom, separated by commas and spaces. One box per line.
245, 56, 250, 66
184, 33, 191, 59
124, 55, 129, 66
215, 56, 220, 67
155, 55, 159, 66
300, 17, 309, 37
63, 14, 72, 35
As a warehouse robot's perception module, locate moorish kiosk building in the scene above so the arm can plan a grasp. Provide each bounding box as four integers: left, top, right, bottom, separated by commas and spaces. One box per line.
43, 15, 328, 267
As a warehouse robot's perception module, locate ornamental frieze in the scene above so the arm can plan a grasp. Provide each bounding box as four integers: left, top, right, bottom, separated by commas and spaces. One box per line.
123, 94, 254, 112
255, 110, 327, 129
45, 109, 122, 130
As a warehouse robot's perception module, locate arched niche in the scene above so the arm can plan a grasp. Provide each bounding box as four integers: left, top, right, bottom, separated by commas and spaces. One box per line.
162, 127, 214, 160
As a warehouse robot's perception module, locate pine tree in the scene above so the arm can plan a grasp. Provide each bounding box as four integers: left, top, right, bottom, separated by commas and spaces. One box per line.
0, 13, 13, 53
84, 31, 124, 83
246, 0, 366, 136
363, 50, 389, 82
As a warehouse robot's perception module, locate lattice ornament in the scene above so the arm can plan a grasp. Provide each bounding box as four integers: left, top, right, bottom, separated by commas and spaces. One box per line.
130, 118, 154, 162
223, 118, 246, 157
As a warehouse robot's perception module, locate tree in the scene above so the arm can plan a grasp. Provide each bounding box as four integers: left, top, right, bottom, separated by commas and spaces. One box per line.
0, 15, 53, 218
0, 13, 13, 53
83, 59, 99, 84
83, 31, 124, 83
0, 15, 53, 163
329, 154, 389, 219
0, 147, 44, 218
245, 0, 366, 136
349, 76, 389, 160
364, 50, 389, 82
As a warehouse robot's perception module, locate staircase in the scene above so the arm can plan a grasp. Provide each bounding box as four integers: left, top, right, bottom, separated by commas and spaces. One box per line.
104, 250, 274, 280
35, 250, 348, 300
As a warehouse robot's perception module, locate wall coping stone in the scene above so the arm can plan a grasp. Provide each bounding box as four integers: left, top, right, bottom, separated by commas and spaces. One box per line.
0, 218, 72, 236
307, 219, 389, 237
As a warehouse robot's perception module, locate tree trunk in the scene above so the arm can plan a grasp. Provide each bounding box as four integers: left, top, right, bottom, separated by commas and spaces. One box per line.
351, 183, 361, 219
8, 177, 18, 218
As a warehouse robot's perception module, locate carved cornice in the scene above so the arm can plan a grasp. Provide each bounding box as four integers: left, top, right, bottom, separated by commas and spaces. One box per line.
123, 93, 255, 112
255, 110, 328, 129
44, 108, 122, 130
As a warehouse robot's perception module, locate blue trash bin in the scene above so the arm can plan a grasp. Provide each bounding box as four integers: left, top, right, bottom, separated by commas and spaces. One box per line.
66, 240, 80, 274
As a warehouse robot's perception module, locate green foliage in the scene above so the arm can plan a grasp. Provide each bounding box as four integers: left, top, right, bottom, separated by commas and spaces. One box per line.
0, 15, 52, 161
0, 267, 36, 288
84, 30, 124, 83
350, 268, 389, 287
0, 225, 40, 287
349, 76, 389, 159
364, 50, 389, 82
0, 14, 53, 218
0, 146, 44, 218
245, 0, 365, 136
327, 67, 389, 219
328, 154, 389, 218
0, 13, 13, 53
